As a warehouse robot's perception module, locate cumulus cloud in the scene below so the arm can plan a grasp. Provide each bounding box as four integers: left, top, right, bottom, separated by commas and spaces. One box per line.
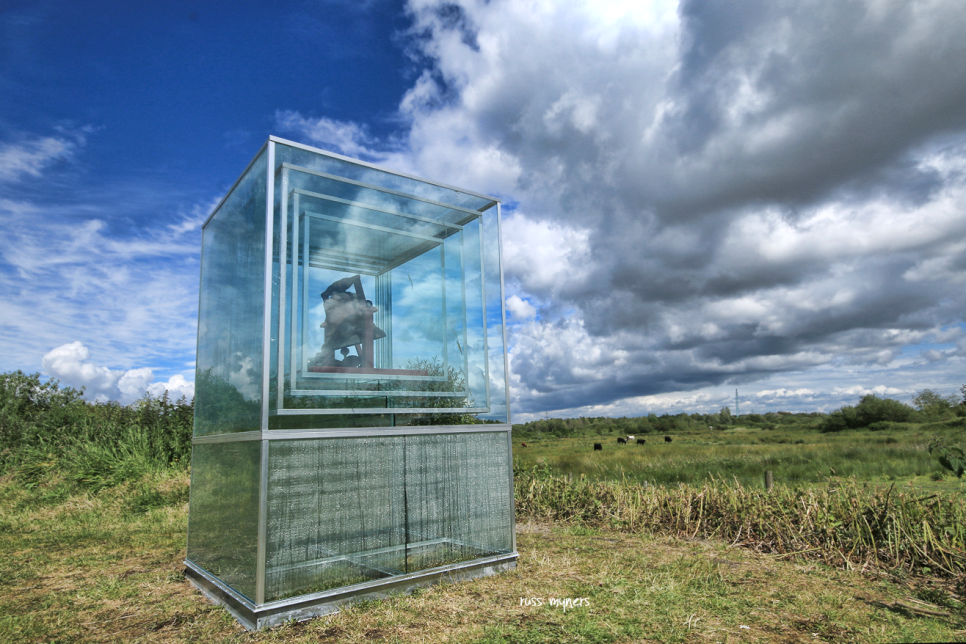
281, 0, 966, 416
42, 342, 194, 403
505, 295, 536, 321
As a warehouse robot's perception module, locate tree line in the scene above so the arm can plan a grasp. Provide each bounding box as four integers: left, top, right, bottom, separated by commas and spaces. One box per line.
513, 387, 966, 438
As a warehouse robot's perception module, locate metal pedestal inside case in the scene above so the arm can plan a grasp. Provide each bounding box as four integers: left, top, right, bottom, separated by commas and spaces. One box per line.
187, 137, 516, 629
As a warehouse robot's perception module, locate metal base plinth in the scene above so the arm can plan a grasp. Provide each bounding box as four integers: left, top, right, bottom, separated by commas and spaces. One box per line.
185, 552, 518, 631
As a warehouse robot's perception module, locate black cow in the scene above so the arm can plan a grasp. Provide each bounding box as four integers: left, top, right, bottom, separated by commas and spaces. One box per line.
637, 439, 646, 445
617, 437, 627, 445
593, 443, 602, 451
664, 436, 672, 443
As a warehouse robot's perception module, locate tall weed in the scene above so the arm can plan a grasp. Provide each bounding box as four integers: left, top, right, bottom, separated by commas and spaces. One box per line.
516, 471, 966, 576
0, 371, 193, 490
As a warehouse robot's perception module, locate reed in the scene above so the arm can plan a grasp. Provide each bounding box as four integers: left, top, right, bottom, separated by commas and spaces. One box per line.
515, 470, 966, 577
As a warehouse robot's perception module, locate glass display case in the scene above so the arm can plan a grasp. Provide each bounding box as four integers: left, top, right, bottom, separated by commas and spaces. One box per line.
186, 137, 515, 629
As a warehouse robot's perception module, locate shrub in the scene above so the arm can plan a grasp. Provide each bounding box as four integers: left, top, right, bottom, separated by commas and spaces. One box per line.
855, 394, 915, 425
820, 394, 915, 432
0, 371, 194, 489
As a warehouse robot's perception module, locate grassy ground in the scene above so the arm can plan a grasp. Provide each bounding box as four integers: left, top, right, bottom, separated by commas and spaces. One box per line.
2, 472, 965, 643
513, 424, 966, 489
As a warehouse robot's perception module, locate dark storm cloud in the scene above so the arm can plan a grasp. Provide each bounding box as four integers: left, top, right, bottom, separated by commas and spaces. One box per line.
648, 0, 966, 218
290, 0, 966, 415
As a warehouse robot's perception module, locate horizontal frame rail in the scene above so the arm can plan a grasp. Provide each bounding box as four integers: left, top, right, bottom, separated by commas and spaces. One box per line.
192, 423, 511, 443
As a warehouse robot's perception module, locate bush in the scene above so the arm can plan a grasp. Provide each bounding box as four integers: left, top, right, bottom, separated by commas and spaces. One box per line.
820, 394, 915, 432
0, 371, 194, 489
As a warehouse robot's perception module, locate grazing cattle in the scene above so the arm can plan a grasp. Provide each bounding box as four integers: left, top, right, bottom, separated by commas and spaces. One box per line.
520, 443, 528, 448
637, 439, 646, 445
593, 443, 602, 451
627, 435, 635, 442
617, 437, 627, 445
664, 436, 672, 443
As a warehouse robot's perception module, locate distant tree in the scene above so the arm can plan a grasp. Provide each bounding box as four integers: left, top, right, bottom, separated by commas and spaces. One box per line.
719, 406, 732, 425
912, 389, 958, 416
855, 394, 914, 425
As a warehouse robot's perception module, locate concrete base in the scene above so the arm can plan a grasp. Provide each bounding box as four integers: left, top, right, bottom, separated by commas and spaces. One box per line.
185, 553, 518, 631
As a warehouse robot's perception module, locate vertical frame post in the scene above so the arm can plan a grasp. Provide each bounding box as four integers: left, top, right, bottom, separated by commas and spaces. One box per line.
301, 212, 310, 374
256, 438, 270, 604
276, 167, 289, 410
440, 244, 449, 371
496, 202, 511, 422
256, 140, 276, 605
458, 230, 470, 397
289, 186, 299, 388
478, 214, 490, 410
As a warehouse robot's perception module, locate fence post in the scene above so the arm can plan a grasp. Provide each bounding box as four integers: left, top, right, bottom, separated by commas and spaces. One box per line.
764, 471, 773, 492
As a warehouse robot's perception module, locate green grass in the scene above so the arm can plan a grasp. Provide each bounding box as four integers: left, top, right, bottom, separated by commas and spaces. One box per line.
513, 424, 965, 489
3, 474, 965, 643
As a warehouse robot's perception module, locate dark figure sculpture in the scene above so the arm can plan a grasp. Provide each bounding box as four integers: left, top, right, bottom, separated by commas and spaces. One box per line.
315, 275, 386, 369
593, 443, 602, 451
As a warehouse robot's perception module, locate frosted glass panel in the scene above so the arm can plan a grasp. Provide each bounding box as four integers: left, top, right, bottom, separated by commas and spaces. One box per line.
264, 432, 512, 602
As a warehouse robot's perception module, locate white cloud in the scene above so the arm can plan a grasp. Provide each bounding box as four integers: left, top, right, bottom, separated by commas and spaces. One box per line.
275, 110, 382, 159
505, 295, 536, 320
0, 129, 88, 183
41, 342, 194, 404
0, 189, 203, 380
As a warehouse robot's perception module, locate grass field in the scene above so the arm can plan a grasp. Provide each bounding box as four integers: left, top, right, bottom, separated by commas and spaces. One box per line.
512, 422, 966, 490
2, 472, 965, 643
3, 381, 966, 641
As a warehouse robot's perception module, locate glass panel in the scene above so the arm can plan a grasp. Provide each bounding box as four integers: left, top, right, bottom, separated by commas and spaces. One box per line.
264, 432, 512, 602
403, 432, 514, 567
480, 207, 509, 423
269, 154, 495, 425
265, 436, 404, 601
186, 441, 261, 601
194, 150, 267, 435
274, 142, 495, 213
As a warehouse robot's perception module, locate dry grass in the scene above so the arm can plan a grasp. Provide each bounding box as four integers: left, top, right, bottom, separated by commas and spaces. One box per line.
2, 474, 965, 643
516, 472, 966, 579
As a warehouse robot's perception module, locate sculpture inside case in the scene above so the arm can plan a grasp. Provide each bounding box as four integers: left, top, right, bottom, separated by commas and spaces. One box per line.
274, 151, 498, 423
309, 275, 388, 371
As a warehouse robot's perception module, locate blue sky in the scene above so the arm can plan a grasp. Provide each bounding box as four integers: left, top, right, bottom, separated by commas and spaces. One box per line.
2, 0, 965, 420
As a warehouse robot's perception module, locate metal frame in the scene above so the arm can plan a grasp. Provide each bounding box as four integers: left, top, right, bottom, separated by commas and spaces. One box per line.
192, 424, 512, 444
186, 552, 517, 631
268, 136, 499, 205
190, 136, 516, 631
274, 406, 491, 416
275, 159, 489, 419
497, 202, 516, 553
